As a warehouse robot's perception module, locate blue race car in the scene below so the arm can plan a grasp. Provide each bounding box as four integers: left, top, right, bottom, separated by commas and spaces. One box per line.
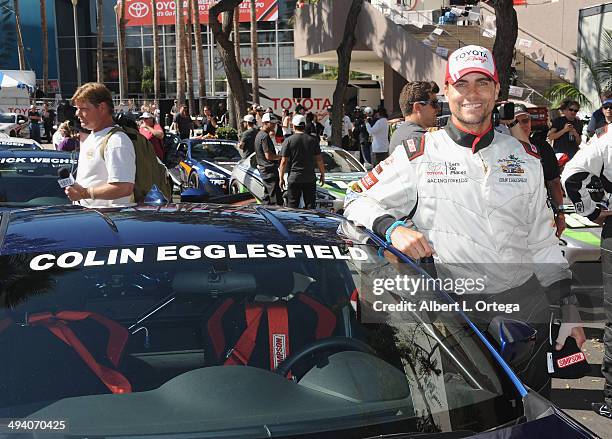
165, 138, 242, 195
0, 149, 77, 210
0, 204, 596, 438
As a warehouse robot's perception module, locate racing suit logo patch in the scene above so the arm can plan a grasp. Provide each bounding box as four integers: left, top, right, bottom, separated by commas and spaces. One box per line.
427, 162, 446, 176
498, 154, 525, 174
556, 351, 586, 369
497, 154, 528, 183
575, 201, 584, 213
273, 334, 287, 369
403, 138, 417, 152
360, 172, 379, 190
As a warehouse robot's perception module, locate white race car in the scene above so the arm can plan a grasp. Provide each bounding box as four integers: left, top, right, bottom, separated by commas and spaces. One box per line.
230, 145, 366, 213
0, 113, 30, 138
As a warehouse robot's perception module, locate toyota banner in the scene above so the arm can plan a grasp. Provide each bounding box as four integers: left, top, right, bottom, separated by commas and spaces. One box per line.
119, 0, 279, 27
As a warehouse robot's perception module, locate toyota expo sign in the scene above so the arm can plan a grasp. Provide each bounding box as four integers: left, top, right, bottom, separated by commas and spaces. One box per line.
120, 0, 278, 26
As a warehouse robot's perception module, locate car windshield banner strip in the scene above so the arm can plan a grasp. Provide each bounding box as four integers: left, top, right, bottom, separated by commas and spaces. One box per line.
363, 229, 529, 398
27, 244, 369, 272
0, 157, 77, 164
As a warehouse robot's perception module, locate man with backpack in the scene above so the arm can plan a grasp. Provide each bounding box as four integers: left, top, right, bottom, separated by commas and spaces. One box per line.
65, 82, 136, 208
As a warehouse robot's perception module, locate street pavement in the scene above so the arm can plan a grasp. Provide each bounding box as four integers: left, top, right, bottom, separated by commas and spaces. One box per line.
39, 141, 610, 435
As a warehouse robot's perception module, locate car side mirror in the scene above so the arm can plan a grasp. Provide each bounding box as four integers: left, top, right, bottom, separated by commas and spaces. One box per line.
487, 317, 537, 370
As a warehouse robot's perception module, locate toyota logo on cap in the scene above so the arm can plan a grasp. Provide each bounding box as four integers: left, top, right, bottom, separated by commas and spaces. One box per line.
128, 2, 150, 18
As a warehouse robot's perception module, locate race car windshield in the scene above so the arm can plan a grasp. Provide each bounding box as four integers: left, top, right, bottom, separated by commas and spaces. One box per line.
0, 243, 522, 437
0, 158, 73, 205
0, 142, 40, 151
190, 141, 241, 162
0, 114, 15, 124
321, 149, 364, 173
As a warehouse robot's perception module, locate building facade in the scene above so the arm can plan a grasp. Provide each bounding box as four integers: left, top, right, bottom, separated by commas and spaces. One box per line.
0, 0, 60, 93
51, 0, 325, 100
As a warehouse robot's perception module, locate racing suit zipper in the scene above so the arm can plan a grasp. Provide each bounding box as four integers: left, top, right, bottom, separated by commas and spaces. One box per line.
476, 150, 497, 251
477, 152, 488, 174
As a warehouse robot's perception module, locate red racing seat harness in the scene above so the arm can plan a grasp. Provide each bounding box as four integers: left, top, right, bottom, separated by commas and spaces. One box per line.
207, 294, 336, 372
0, 311, 132, 394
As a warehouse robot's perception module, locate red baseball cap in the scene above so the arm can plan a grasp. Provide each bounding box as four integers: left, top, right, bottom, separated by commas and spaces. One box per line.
445, 45, 499, 84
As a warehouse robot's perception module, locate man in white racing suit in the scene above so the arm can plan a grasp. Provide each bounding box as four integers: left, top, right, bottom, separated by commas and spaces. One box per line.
562, 124, 612, 418
344, 45, 585, 396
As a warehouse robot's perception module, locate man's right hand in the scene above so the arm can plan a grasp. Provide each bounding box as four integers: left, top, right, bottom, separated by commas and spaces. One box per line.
594, 209, 612, 225
389, 226, 435, 260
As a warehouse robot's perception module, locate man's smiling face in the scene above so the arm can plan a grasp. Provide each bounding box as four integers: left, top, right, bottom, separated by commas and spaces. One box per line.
445, 72, 500, 131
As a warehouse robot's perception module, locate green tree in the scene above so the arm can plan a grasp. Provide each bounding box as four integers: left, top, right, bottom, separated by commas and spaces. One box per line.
545, 30, 612, 108
141, 66, 154, 97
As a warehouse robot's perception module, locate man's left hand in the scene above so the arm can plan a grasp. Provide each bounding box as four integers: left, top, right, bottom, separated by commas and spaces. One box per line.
555, 324, 587, 351
65, 183, 88, 201
319, 174, 325, 186
279, 178, 286, 191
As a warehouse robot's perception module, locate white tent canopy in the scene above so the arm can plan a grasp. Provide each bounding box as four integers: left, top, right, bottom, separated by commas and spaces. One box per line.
0, 70, 35, 98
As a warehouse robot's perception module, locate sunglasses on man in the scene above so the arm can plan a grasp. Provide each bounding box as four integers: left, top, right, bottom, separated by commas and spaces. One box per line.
412, 100, 442, 110
603, 104, 612, 110
567, 107, 580, 113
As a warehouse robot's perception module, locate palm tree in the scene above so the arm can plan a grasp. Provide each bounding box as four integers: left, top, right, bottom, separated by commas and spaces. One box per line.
545, 30, 612, 108
250, 0, 259, 104
233, 7, 240, 65
95, 0, 103, 82
40, 0, 49, 93
191, 0, 206, 110
330, 0, 364, 148
209, 1, 247, 128
184, 0, 196, 116
175, 0, 186, 106
13, 0, 25, 70
118, 0, 128, 99
491, 0, 518, 100
151, 0, 160, 102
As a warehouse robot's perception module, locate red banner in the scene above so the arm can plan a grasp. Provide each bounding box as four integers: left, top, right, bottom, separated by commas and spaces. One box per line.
119, 0, 278, 27
513, 0, 527, 5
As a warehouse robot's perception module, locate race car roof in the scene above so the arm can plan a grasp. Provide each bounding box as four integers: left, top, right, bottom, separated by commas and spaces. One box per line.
0, 204, 345, 254
0, 138, 42, 150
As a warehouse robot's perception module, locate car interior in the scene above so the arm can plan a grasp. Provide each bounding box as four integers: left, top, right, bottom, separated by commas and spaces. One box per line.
0, 251, 518, 434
